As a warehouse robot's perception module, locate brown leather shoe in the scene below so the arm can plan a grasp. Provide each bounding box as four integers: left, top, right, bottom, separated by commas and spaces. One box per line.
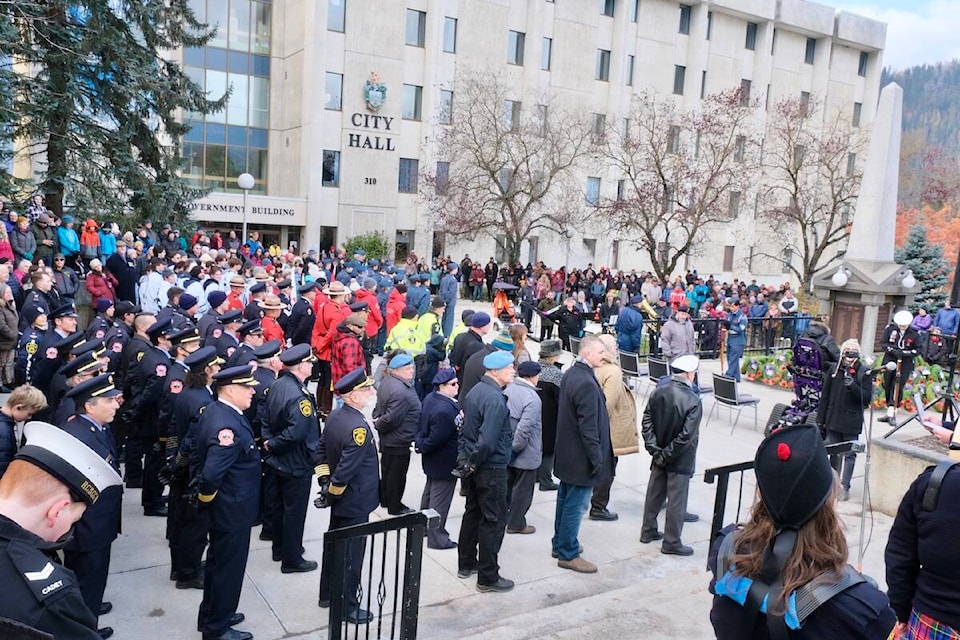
558, 557, 598, 573
506, 525, 536, 535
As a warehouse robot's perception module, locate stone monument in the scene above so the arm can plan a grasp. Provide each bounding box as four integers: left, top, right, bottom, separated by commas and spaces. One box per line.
811, 82, 919, 354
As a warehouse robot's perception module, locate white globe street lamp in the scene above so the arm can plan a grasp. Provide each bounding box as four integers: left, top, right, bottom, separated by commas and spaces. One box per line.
831, 266, 849, 288
237, 172, 255, 245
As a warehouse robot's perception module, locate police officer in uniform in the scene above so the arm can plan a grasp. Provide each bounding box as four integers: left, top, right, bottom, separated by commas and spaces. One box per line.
250, 340, 283, 542
225, 319, 264, 369
115, 312, 156, 487
262, 343, 320, 573
103, 301, 138, 373
157, 327, 201, 458
128, 317, 175, 517
276, 279, 293, 332
214, 310, 243, 361
168, 347, 222, 590
53, 349, 108, 425
195, 365, 260, 640
0, 421, 121, 639
60, 374, 124, 639
317, 367, 379, 624
244, 282, 266, 321
287, 282, 317, 347
15, 305, 48, 386
86, 299, 114, 341
198, 291, 229, 347
723, 298, 748, 381
34, 304, 82, 398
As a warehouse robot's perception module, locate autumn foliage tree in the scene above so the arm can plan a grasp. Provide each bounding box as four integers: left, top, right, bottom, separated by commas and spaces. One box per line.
595, 88, 761, 283
896, 204, 960, 292
419, 70, 591, 265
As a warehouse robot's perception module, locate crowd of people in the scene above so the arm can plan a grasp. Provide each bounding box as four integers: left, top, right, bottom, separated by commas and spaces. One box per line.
0, 202, 955, 640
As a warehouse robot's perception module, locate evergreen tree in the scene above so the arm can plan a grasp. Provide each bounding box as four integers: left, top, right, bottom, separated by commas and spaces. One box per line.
895, 223, 949, 313
0, 0, 225, 225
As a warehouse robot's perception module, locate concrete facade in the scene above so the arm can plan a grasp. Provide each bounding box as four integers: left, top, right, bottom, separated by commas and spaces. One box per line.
187, 0, 886, 281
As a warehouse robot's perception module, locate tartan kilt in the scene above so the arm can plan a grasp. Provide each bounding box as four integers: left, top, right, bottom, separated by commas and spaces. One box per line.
901, 609, 960, 640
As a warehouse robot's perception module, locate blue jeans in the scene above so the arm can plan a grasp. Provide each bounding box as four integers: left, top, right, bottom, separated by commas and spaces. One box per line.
551, 482, 592, 561
725, 341, 744, 381
471, 284, 482, 301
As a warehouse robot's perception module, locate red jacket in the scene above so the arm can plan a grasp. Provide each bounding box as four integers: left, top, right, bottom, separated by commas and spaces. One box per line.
262, 315, 285, 346
85, 270, 117, 306
312, 298, 349, 360
354, 289, 383, 338
386, 289, 406, 333
331, 325, 366, 383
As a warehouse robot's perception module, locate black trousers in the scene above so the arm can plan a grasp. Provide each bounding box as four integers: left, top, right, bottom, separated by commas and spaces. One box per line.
506, 467, 536, 531
260, 465, 278, 537
882, 360, 914, 408
64, 546, 112, 623
123, 436, 147, 486
590, 456, 619, 513
315, 360, 333, 415
167, 471, 186, 567
198, 527, 251, 635
177, 508, 209, 581
319, 514, 368, 610
270, 469, 311, 567
379, 449, 411, 514
127, 437, 163, 509
457, 467, 507, 585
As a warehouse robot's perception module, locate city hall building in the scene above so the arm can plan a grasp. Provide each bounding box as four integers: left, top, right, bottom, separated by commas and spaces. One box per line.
182, 0, 885, 279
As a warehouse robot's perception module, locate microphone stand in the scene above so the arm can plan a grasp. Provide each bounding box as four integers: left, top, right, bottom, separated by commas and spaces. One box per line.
857, 379, 875, 572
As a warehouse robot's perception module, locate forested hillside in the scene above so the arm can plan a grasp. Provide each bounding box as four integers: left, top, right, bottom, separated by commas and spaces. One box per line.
884, 62, 960, 152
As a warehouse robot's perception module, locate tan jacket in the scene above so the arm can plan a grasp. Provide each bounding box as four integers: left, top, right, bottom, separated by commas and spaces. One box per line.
594, 361, 639, 456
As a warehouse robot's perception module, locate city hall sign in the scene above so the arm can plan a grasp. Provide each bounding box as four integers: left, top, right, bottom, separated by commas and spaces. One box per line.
349, 71, 396, 151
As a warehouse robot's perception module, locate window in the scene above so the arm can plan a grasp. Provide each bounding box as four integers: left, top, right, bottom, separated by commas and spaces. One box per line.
537, 104, 548, 135
673, 65, 686, 95
667, 125, 680, 154
328, 0, 345, 32
405, 9, 425, 47
678, 4, 691, 34
622, 117, 631, 140
626, 55, 635, 85
593, 113, 606, 141
734, 135, 745, 162
498, 167, 513, 193
858, 51, 869, 77
504, 99, 521, 131
508, 31, 525, 65
322, 150, 340, 187
398, 158, 419, 193
630, 0, 639, 22
799, 91, 810, 116
728, 191, 741, 219
438, 90, 453, 124
435, 161, 449, 194
402, 84, 422, 120
664, 186, 675, 212
847, 152, 857, 177
804, 37, 816, 64
782, 247, 793, 274
723, 246, 735, 271
617, 179, 625, 201
700, 70, 707, 99
443, 17, 457, 53
793, 144, 805, 169
601, 0, 615, 17
745, 22, 757, 50
324, 72, 342, 110
585, 177, 601, 206
596, 49, 611, 81
853, 102, 862, 127
541, 37, 552, 71
740, 79, 751, 105
657, 241, 669, 263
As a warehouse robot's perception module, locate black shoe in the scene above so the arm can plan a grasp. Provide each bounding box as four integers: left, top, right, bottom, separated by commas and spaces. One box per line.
319, 599, 330, 608
457, 567, 478, 579
99, 602, 113, 616
589, 508, 619, 521
346, 608, 374, 624
176, 575, 204, 590
428, 541, 457, 550
98, 629, 114, 640
144, 506, 168, 517
476, 577, 514, 593
877, 415, 891, 423
281, 560, 318, 574
661, 545, 694, 557
684, 513, 700, 523
639, 531, 664, 544
229, 613, 245, 626
387, 506, 415, 516
202, 630, 252, 640
539, 482, 558, 492
259, 530, 272, 542
126, 481, 143, 489
271, 550, 281, 562
169, 568, 179, 581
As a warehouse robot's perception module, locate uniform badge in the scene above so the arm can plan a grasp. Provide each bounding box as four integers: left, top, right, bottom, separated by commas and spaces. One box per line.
217, 428, 234, 446
212, 328, 222, 339
156, 364, 167, 377
352, 427, 366, 447
25, 341, 37, 355
45, 347, 58, 359
299, 399, 312, 417
95, 330, 105, 339
137, 352, 144, 362
170, 380, 184, 393
112, 342, 123, 353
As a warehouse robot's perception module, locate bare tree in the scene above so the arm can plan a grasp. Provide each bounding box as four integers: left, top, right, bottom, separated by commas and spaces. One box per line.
595, 88, 761, 283
757, 96, 865, 291
420, 70, 591, 264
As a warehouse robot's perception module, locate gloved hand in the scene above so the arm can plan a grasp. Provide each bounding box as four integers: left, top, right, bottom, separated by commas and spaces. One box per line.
652, 452, 667, 468
843, 374, 854, 388
452, 460, 476, 478
589, 463, 600, 477
313, 479, 331, 509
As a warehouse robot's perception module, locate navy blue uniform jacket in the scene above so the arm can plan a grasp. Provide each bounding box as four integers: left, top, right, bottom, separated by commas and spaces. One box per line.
416, 392, 461, 479
319, 404, 379, 520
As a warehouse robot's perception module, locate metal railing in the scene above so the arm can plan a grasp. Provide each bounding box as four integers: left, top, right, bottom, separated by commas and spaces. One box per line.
323, 509, 439, 640
702, 441, 863, 567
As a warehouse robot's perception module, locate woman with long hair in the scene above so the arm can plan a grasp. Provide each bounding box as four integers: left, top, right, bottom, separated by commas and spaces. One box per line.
509, 323, 531, 364
0, 284, 17, 391
709, 423, 896, 639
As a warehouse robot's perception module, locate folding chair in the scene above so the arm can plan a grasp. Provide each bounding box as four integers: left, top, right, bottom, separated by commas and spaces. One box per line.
705, 374, 760, 434
619, 350, 647, 394
569, 336, 581, 356
643, 357, 669, 396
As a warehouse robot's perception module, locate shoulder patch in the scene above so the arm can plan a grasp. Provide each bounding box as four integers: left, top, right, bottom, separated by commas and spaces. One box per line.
156, 364, 167, 377
25, 341, 37, 355
9, 542, 70, 604
217, 428, 235, 446
212, 328, 222, 339
353, 427, 366, 447
45, 347, 58, 359
95, 329, 105, 339
137, 351, 145, 362
169, 379, 184, 394
299, 398, 313, 417
112, 342, 123, 353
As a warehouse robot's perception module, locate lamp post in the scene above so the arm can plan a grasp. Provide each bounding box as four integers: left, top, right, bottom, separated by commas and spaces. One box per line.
237, 172, 255, 246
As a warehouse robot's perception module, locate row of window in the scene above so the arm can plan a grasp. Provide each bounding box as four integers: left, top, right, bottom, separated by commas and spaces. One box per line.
190, 0, 271, 55
321, 153, 422, 193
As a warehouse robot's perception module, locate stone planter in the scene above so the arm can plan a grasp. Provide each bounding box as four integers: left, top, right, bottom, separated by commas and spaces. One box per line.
869, 437, 947, 516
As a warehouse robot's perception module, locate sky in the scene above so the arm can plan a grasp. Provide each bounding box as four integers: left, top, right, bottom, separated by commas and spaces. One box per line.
832, 0, 960, 70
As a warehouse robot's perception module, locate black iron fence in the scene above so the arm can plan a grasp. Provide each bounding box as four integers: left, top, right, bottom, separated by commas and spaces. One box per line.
702, 441, 863, 567
323, 509, 439, 640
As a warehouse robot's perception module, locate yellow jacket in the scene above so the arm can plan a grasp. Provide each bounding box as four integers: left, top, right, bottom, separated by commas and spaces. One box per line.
385, 317, 425, 355
416, 311, 443, 345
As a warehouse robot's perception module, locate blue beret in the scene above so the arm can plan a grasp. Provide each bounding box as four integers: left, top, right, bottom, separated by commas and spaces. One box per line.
483, 351, 515, 370
389, 353, 414, 369
470, 312, 491, 327
432, 368, 457, 385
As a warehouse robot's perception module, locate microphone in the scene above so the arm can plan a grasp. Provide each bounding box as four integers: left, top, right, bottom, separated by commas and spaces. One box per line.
866, 361, 897, 376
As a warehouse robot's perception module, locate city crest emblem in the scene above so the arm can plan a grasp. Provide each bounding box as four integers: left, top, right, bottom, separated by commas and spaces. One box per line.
363, 72, 387, 111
